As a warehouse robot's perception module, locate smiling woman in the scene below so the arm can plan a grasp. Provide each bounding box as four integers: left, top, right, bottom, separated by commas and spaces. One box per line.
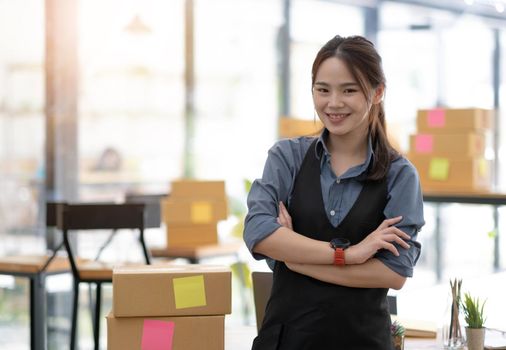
244, 35, 424, 349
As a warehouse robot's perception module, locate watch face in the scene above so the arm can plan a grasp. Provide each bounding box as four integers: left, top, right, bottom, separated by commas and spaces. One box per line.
330, 237, 351, 249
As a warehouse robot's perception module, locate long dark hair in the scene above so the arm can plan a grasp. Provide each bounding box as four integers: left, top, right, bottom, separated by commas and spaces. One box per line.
311, 35, 399, 181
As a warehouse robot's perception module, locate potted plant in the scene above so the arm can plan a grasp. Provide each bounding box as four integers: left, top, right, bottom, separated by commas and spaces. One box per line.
391, 320, 405, 350
461, 292, 487, 350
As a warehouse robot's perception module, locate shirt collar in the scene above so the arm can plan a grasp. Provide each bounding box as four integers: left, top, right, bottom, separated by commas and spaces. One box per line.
315, 128, 374, 178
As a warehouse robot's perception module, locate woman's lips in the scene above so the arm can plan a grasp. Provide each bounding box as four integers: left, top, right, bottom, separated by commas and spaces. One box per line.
326, 113, 350, 121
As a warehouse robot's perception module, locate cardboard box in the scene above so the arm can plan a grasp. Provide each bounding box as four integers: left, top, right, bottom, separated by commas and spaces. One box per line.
113, 264, 231, 317
416, 108, 492, 133
409, 133, 486, 157
166, 222, 218, 247
408, 154, 491, 192
279, 116, 323, 138
162, 198, 228, 224
171, 180, 226, 200
107, 313, 224, 350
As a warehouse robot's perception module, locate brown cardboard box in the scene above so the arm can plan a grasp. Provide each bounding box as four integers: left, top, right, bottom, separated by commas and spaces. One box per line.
409, 133, 486, 157
161, 198, 228, 224
113, 264, 231, 317
416, 108, 492, 133
408, 154, 491, 193
107, 313, 224, 350
279, 116, 323, 138
166, 222, 218, 247
171, 180, 226, 200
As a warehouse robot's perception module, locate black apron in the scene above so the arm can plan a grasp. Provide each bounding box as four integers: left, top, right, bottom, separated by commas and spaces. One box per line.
252, 139, 393, 350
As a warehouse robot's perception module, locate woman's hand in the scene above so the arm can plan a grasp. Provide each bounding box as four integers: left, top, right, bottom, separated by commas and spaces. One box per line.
346, 216, 411, 265
277, 201, 293, 230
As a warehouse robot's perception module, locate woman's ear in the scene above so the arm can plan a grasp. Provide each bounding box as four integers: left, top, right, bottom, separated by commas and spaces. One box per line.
372, 84, 385, 104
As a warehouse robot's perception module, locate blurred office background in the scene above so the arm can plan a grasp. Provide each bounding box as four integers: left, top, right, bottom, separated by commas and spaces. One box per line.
1, 0, 506, 348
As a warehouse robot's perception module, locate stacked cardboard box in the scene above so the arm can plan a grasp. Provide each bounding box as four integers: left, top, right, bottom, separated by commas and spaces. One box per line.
162, 180, 228, 247
108, 264, 232, 350
408, 108, 493, 193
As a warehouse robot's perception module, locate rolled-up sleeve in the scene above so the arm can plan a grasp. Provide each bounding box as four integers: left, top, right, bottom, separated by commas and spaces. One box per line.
375, 158, 425, 277
243, 139, 306, 260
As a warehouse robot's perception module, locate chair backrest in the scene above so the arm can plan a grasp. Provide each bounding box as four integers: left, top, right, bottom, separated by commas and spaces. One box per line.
57, 202, 146, 230
251, 271, 273, 332
56, 202, 151, 279
251, 271, 398, 332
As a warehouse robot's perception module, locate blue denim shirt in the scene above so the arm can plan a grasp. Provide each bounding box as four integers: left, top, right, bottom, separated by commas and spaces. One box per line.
244, 130, 424, 277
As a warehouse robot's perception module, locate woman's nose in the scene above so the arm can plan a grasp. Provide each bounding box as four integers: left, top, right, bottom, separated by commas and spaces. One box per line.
328, 93, 344, 108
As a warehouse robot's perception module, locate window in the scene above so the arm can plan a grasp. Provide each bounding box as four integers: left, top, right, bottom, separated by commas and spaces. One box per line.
194, 0, 281, 189
78, 0, 185, 199
0, 0, 44, 241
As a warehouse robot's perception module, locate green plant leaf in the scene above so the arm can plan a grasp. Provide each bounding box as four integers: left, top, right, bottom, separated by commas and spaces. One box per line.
230, 216, 245, 239
461, 292, 486, 328
244, 179, 252, 193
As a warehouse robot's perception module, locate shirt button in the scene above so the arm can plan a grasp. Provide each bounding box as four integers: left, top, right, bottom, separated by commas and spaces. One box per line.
330, 210, 336, 216
336, 179, 341, 184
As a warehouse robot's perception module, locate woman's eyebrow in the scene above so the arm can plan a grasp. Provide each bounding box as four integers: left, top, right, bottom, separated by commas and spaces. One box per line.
314, 81, 359, 88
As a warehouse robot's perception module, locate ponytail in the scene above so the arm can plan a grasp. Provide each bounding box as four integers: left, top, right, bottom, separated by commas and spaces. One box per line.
367, 103, 399, 181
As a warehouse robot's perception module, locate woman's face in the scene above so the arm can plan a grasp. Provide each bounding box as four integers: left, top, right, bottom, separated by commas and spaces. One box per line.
312, 56, 373, 140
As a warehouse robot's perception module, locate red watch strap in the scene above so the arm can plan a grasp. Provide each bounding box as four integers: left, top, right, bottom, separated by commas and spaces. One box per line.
334, 248, 346, 266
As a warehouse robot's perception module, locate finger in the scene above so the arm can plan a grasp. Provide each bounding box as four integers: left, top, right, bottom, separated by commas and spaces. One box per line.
377, 216, 403, 230
279, 201, 289, 217
279, 202, 292, 226
381, 226, 411, 240
382, 242, 400, 256
383, 234, 411, 249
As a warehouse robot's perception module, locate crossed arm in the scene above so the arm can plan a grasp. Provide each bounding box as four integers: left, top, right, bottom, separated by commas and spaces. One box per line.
253, 203, 410, 290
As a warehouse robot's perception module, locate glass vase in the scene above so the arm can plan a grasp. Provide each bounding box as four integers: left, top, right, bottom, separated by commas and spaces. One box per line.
441, 292, 466, 349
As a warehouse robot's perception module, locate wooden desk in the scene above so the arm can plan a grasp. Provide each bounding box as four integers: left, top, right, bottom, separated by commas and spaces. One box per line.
0, 255, 70, 350
225, 325, 440, 349
151, 241, 243, 264
423, 191, 506, 281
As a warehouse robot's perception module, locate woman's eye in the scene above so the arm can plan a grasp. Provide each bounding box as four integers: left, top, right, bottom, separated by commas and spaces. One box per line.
343, 89, 357, 94
316, 88, 329, 93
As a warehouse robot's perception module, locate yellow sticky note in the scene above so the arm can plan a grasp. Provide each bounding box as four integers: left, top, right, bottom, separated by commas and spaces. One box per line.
429, 158, 449, 181
478, 159, 488, 177
173, 275, 206, 309
191, 201, 213, 223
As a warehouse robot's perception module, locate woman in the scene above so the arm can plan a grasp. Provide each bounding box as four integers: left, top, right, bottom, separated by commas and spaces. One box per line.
244, 35, 424, 349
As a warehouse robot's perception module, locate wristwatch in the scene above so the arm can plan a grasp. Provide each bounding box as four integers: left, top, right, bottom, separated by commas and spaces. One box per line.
330, 237, 351, 266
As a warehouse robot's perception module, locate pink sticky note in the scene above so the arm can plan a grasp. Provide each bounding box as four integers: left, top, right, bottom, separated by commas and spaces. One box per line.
415, 134, 433, 153
142, 320, 175, 350
427, 108, 445, 128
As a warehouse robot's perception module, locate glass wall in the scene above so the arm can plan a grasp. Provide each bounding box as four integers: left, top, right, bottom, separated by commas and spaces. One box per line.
78, 0, 185, 201
194, 0, 281, 195
0, 0, 45, 247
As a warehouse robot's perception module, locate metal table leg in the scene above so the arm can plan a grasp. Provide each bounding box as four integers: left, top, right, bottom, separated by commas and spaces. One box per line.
493, 205, 500, 271
30, 273, 47, 350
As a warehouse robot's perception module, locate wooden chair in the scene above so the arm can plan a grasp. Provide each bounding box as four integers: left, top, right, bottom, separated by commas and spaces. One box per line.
0, 202, 70, 350
251, 271, 398, 332
57, 202, 153, 350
